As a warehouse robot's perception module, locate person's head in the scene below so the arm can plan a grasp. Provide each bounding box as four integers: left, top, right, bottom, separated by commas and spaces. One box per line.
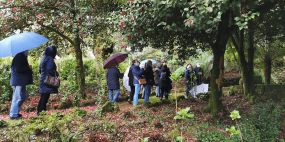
147, 60, 152, 66
162, 60, 167, 67
45, 46, 57, 59
187, 64, 193, 70
112, 61, 118, 68
197, 63, 200, 68
134, 60, 140, 66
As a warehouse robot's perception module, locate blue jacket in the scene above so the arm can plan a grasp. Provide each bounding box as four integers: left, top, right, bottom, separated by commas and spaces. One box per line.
39, 46, 59, 94
185, 69, 195, 84
143, 64, 154, 86
107, 67, 124, 90
194, 66, 204, 81
131, 65, 144, 85
10, 52, 33, 86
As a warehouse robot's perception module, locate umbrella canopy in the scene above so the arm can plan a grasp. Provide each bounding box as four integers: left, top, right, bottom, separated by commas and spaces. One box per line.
139, 59, 157, 68
103, 53, 128, 69
0, 32, 50, 58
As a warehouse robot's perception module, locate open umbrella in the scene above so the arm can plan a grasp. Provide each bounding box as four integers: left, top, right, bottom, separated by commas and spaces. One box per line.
103, 53, 128, 69
0, 32, 50, 58
139, 59, 157, 68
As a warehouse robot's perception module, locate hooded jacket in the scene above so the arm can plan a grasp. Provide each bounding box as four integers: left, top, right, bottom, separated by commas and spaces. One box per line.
39, 46, 59, 94
159, 65, 172, 89
10, 52, 33, 86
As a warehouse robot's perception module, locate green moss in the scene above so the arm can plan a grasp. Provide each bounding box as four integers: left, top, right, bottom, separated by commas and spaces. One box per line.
102, 101, 114, 112
229, 86, 235, 96
151, 102, 162, 107
150, 91, 156, 96
0, 119, 7, 127
239, 78, 243, 85
114, 103, 120, 112
144, 102, 152, 108
65, 99, 73, 107
169, 129, 180, 139
177, 95, 185, 101
58, 99, 73, 109
135, 105, 142, 109
161, 99, 171, 104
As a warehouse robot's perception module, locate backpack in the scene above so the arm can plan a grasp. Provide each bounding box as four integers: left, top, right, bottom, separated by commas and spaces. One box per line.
160, 72, 166, 80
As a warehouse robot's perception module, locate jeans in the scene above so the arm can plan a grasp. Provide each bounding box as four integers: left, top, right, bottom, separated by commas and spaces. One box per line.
186, 83, 193, 97
129, 86, 135, 101
10, 86, 27, 117
133, 84, 141, 105
156, 86, 160, 96
160, 88, 169, 99
144, 85, 151, 103
37, 93, 50, 115
109, 89, 120, 103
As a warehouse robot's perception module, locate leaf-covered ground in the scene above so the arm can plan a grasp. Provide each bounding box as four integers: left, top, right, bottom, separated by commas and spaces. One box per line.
0, 92, 284, 141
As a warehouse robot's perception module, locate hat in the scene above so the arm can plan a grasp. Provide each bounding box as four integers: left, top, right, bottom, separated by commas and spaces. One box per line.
197, 63, 200, 67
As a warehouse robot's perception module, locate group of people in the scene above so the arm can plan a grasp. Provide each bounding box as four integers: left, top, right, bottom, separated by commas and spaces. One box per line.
107, 59, 204, 106
185, 63, 204, 98
9, 46, 59, 120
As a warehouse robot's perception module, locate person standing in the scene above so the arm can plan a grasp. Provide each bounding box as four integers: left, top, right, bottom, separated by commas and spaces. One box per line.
128, 60, 136, 104
142, 60, 154, 103
159, 61, 171, 100
185, 64, 195, 99
194, 63, 204, 85
38, 46, 59, 116
10, 50, 33, 120
132, 60, 144, 105
154, 63, 162, 97
107, 62, 124, 103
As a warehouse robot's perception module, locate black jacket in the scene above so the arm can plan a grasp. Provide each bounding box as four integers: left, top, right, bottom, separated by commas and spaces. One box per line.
154, 68, 161, 86
10, 52, 33, 86
143, 64, 154, 86
159, 66, 172, 89
128, 65, 135, 87
107, 67, 124, 90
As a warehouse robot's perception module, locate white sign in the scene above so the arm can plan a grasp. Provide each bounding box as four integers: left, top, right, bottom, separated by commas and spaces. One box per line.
189, 84, 209, 98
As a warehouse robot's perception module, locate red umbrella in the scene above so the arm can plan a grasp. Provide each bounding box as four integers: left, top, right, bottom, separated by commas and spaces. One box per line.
103, 52, 128, 69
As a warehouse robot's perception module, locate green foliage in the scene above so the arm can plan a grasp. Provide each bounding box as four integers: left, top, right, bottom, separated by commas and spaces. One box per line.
177, 95, 186, 101
229, 110, 241, 120
0, 119, 7, 127
114, 103, 120, 112
161, 99, 171, 104
226, 126, 240, 136
2, 111, 84, 141
169, 129, 180, 140
73, 107, 88, 117
135, 105, 142, 109
174, 65, 187, 76
170, 73, 182, 82
174, 107, 195, 122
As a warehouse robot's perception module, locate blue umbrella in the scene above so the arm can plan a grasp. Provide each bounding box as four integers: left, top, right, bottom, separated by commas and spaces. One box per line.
0, 32, 50, 58
139, 59, 157, 68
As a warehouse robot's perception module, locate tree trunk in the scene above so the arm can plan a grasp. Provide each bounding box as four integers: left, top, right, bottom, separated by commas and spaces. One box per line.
203, 49, 225, 116
203, 10, 230, 116
264, 57, 272, 84
74, 35, 86, 99
247, 21, 256, 100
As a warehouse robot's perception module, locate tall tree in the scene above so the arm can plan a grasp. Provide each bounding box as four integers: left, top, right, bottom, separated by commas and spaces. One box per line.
111, 0, 283, 115
0, 0, 121, 98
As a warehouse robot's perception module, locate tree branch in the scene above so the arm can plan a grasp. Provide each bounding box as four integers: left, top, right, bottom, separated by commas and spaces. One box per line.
38, 22, 74, 45
231, 35, 239, 52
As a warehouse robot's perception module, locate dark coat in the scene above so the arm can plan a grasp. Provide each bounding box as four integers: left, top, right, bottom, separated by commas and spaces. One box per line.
185, 69, 195, 84
107, 67, 124, 90
194, 66, 204, 81
154, 68, 161, 86
132, 65, 144, 85
128, 65, 135, 87
159, 66, 172, 89
39, 46, 59, 94
10, 52, 33, 86
143, 64, 154, 86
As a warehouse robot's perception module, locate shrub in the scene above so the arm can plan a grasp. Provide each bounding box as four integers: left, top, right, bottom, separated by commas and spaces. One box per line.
0, 119, 7, 127
143, 102, 152, 108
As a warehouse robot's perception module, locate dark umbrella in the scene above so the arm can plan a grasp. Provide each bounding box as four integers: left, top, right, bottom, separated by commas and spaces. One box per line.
103, 53, 128, 69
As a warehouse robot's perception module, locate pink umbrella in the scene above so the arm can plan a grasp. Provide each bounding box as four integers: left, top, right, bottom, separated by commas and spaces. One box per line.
103, 53, 128, 69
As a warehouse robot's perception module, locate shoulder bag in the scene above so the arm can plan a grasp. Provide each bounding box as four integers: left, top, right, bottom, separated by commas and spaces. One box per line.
134, 76, 146, 85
